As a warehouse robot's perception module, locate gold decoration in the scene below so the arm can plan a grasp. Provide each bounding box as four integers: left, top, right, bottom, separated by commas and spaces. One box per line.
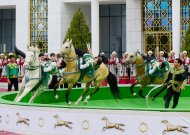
5, 115, 10, 124
16, 112, 30, 126
53, 115, 73, 129
101, 117, 125, 132
139, 122, 148, 133
161, 120, 188, 134
82, 120, 90, 130
38, 117, 45, 127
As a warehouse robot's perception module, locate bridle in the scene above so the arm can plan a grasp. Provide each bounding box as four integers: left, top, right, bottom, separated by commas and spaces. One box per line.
63, 42, 78, 62
24, 49, 39, 70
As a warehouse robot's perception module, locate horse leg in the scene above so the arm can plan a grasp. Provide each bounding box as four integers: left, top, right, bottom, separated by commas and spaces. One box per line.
14, 83, 25, 102
28, 87, 43, 103
74, 82, 91, 106
130, 82, 138, 96
152, 85, 167, 100
54, 78, 66, 99
65, 83, 74, 105
15, 80, 38, 102
84, 83, 100, 104
139, 87, 146, 98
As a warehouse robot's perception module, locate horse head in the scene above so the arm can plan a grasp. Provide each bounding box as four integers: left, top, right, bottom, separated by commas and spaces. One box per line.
53, 115, 59, 119
61, 39, 74, 56
24, 46, 40, 67
125, 51, 139, 65
101, 117, 108, 121
161, 120, 168, 124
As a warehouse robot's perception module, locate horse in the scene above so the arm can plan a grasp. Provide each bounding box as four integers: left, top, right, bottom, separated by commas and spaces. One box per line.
54, 39, 120, 105
161, 120, 188, 135
14, 46, 52, 103
125, 51, 169, 98
101, 117, 125, 132
53, 115, 73, 129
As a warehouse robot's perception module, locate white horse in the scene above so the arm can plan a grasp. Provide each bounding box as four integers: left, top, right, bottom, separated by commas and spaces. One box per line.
14, 46, 52, 103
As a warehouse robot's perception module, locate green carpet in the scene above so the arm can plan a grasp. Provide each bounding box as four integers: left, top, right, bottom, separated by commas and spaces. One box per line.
0, 85, 190, 112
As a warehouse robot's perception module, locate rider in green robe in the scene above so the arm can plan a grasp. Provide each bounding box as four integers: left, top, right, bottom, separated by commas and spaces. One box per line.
42, 58, 58, 87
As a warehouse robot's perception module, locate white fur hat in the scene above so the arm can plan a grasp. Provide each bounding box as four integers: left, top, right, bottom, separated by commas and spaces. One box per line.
112, 51, 117, 55
148, 50, 153, 54
159, 51, 164, 54
9, 52, 14, 56
182, 50, 187, 54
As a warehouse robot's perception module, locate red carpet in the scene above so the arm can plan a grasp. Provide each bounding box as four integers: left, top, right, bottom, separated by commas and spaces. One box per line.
0, 131, 22, 135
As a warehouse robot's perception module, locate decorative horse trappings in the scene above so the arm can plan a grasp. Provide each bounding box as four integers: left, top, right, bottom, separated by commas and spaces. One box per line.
125, 51, 170, 98
14, 46, 52, 103
54, 39, 120, 105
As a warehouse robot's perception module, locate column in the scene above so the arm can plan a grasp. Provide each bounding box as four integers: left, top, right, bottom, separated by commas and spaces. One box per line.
91, 0, 99, 56
172, 0, 180, 57
126, 0, 142, 53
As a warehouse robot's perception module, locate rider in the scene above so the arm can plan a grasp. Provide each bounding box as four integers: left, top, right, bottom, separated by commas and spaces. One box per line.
148, 60, 169, 82
42, 57, 59, 87
79, 44, 102, 78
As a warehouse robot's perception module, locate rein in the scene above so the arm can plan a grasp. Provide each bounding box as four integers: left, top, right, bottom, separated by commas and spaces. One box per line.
65, 56, 78, 62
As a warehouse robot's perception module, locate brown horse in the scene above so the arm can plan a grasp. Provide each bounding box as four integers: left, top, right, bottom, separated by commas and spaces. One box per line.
54, 40, 120, 105
125, 51, 169, 98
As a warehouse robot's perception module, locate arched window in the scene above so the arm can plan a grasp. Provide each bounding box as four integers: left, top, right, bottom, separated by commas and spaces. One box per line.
30, 0, 48, 52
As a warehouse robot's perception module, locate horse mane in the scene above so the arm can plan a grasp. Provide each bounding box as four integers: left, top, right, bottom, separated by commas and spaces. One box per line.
28, 46, 40, 53
14, 45, 26, 58
75, 48, 86, 57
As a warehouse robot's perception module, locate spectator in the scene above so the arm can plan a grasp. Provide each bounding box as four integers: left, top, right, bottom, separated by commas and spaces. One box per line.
5, 55, 19, 92
157, 51, 165, 62
168, 50, 175, 64
2, 55, 8, 76
0, 53, 4, 77
180, 50, 189, 72
108, 51, 119, 75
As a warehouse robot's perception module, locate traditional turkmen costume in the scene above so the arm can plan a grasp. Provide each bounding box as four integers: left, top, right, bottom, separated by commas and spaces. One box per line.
6, 62, 19, 91
42, 61, 58, 87
164, 66, 188, 108
79, 53, 95, 81
148, 60, 170, 83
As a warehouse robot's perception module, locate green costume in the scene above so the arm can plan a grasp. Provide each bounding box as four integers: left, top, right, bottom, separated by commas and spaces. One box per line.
6, 63, 19, 79
78, 53, 95, 81
42, 61, 58, 87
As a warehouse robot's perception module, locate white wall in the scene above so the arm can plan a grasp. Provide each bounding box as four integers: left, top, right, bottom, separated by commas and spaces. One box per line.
0, 0, 29, 52
15, 0, 29, 52
126, 0, 142, 53
48, 0, 91, 53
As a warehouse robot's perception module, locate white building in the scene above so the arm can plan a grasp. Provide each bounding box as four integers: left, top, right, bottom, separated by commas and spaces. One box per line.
0, 0, 187, 58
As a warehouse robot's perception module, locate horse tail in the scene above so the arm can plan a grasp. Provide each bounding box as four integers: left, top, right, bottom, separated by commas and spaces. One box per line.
130, 83, 137, 96
106, 71, 120, 99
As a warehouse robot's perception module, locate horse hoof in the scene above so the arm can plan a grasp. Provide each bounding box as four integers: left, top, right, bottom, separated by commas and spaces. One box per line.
55, 95, 59, 99
74, 102, 78, 106
83, 100, 88, 105
68, 101, 72, 105
133, 93, 136, 96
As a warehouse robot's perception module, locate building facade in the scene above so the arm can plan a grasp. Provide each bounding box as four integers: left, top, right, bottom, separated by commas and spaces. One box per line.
0, 0, 188, 58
